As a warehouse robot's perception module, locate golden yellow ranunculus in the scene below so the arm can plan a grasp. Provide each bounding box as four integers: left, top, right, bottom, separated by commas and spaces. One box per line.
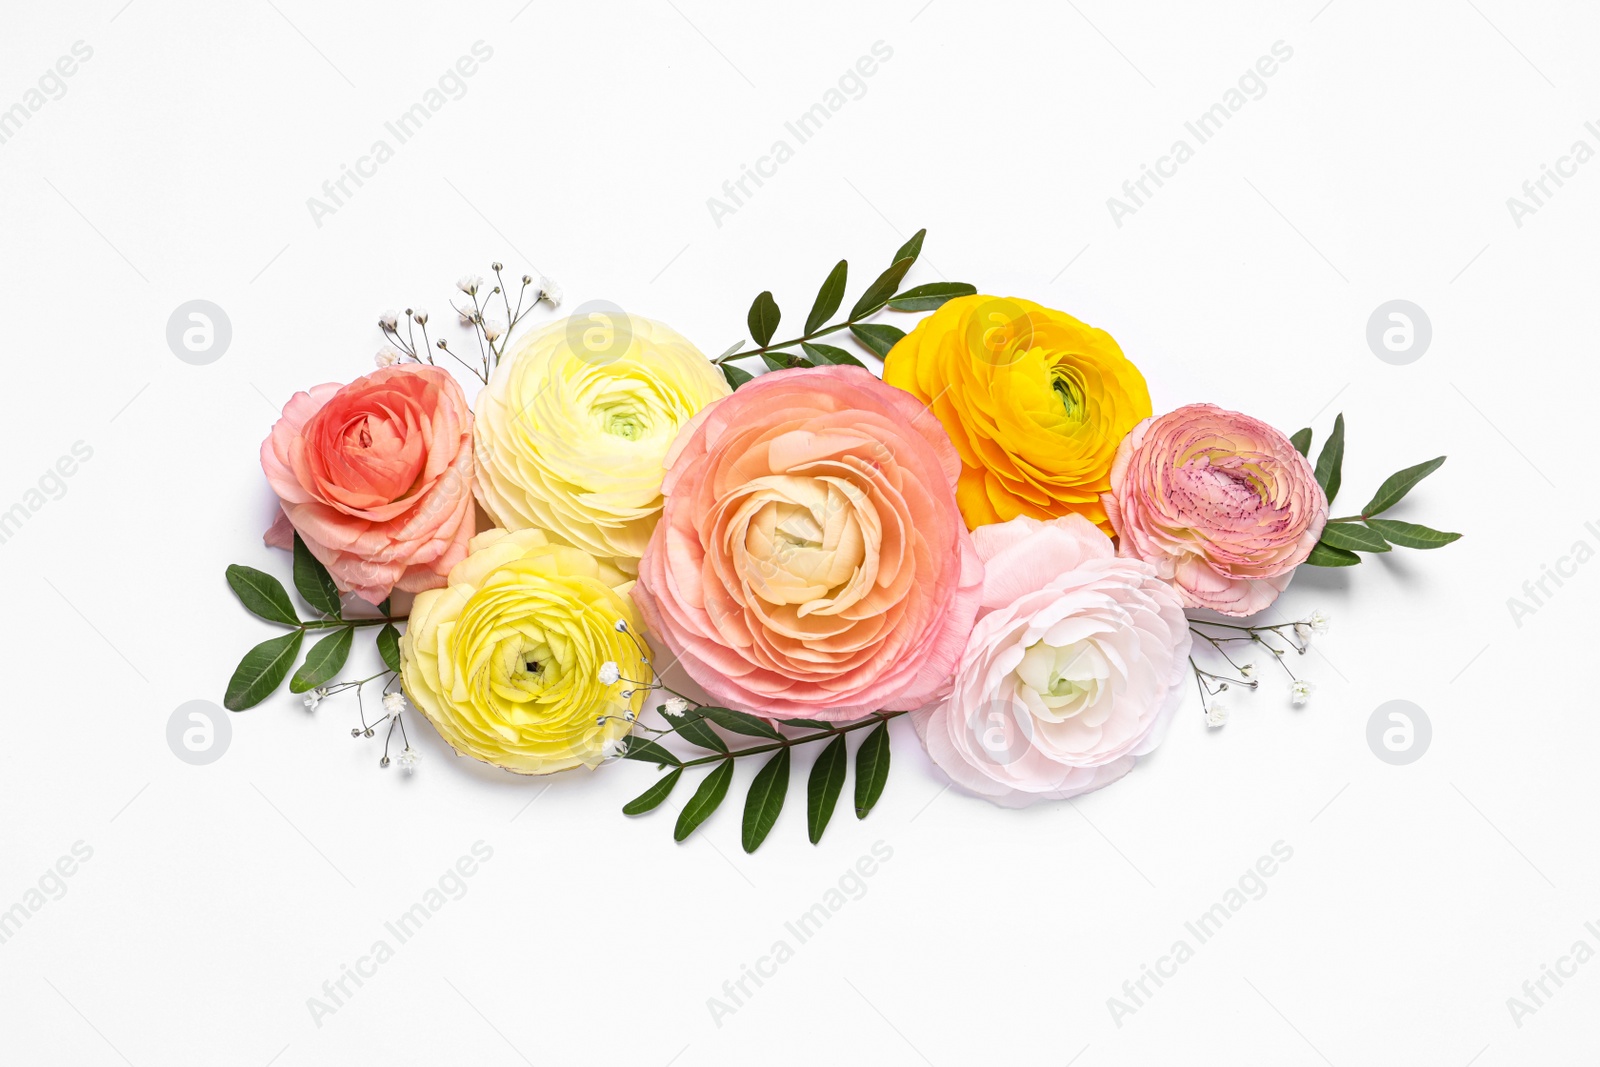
472, 312, 730, 572
398, 528, 650, 775
882, 295, 1151, 533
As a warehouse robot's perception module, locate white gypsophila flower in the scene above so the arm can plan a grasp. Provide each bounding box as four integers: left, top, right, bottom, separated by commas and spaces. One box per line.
663, 696, 690, 717
482, 317, 505, 341
1290, 679, 1313, 705
396, 746, 420, 773
1309, 610, 1331, 635
598, 661, 620, 686
375, 346, 401, 367
455, 302, 476, 325
383, 691, 405, 714
457, 274, 483, 295
1206, 703, 1228, 728
539, 277, 562, 306
303, 688, 325, 710
1239, 663, 1255, 678
1294, 622, 1313, 646
412, 307, 429, 325
601, 735, 629, 761
379, 310, 399, 330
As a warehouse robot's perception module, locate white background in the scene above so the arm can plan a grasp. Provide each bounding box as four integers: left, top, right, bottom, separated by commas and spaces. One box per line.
1, 0, 1594, 1063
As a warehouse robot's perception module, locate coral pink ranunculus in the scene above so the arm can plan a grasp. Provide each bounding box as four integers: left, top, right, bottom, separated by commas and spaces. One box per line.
1103, 404, 1328, 616
633, 365, 983, 720
912, 514, 1191, 806
261, 365, 475, 605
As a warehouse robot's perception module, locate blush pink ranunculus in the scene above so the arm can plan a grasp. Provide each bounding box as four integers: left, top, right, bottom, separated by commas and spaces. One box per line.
633, 365, 983, 721
261, 364, 475, 605
912, 514, 1191, 807
1103, 404, 1328, 616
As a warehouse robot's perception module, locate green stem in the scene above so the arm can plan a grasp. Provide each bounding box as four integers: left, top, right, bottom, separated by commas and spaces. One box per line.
714, 319, 859, 365
671, 710, 903, 769
1326, 514, 1365, 523
298, 616, 407, 630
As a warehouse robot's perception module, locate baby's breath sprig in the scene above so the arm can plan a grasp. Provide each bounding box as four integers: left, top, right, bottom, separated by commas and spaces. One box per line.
378, 261, 560, 384
304, 671, 419, 772
1186, 611, 1330, 727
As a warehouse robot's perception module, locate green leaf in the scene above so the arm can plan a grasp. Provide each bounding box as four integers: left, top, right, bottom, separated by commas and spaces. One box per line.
290, 626, 354, 693
806, 733, 849, 844
805, 260, 848, 334
699, 707, 782, 740
853, 719, 892, 819
377, 623, 402, 674
623, 767, 683, 815
292, 533, 342, 618
671, 714, 729, 753
1289, 427, 1312, 457
1362, 457, 1447, 518
747, 290, 780, 347
226, 565, 299, 626
721, 363, 754, 390
801, 342, 867, 369
741, 748, 791, 853
1314, 413, 1345, 504
1318, 521, 1390, 553
759, 349, 811, 372
621, 737, 681, 767
1304, 542, 1360, 567
887, 281, 976, 312
850, 323, 906, 359
224, 630, 305, 711
892, 228, 926, 267
674, 759, 734, 841
849, 256, 916, 320
378, 597, 391, 615
1366, 518, 1462, 549
777, 718, 833, 731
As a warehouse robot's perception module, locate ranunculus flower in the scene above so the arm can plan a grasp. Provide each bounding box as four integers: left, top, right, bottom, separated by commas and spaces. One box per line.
912, 514, 1190, 806
399, 528, 649, 775
472, 312, 730, 571
633, 365, 983, 721
882, 294, 1151, 533
1103, 403, 1328, 616
261, 364, 474, 605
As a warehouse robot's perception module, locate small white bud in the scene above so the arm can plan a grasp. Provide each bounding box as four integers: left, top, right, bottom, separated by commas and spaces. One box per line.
456, 274, 483, 295
375, 346, 401, 367
539, 277, 562, 307
598, 661, 620, 686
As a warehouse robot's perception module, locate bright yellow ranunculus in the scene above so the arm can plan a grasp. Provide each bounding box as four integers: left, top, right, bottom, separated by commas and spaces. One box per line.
882, 295, 1151, 533
399, 528, 649, 775
472, 312, 730, 572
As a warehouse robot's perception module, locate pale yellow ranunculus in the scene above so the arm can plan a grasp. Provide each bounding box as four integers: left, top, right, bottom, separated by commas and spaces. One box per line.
472, 312, 730, 571
399, 528, 650, 775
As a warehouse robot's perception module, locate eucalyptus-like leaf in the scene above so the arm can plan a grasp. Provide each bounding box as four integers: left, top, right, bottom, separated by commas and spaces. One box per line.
777, 718, 833, 731
1318, 521, 1390, 553
1289, 427, 1312, 457
290, 626, 354, 693
674, 759, 734, 841
892, 228, 926, 267
224, 630, 305, 711
1365, 518, 1462, 549
748, 290, 780, 347
718, 340, 746, 360
849, 256, 916, 321
623, 767, 683, 815
1305, 542, 1360, 567
1362, 457, 1446, 518
760, 349, 811, 372
293, 533, 341, 618
853, 719, 891, 819
1314, 413, 1345, 504
850, 323, 906, 359
887, 281, 976, 312
801, 342, 867, 369
807, 733, 848, 844
621, 737, 682, 767
806, 259, 848, 334
226, 565, 299, 626
741, 748, 791, 853
721, 363, 754, 390
699, 707, 782, 740
377, 623, 402, 674
671, 714, 729, 753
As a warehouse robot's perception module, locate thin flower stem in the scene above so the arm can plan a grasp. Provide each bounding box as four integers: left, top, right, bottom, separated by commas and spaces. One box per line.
715, 319, 858, 365
297, 616, 407, 630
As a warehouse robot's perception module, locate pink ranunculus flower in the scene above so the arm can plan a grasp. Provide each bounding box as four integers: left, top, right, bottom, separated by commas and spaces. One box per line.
1103, 404, 1328, 616
912, 514, 1191, 807
633, 365, 983, 721
261, 364, 475, 605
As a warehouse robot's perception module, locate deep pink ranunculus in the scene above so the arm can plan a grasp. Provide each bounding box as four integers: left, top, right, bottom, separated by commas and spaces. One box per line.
260, 365, 475, 605
1103, 404, 1328, 616
632, 365, 982, 721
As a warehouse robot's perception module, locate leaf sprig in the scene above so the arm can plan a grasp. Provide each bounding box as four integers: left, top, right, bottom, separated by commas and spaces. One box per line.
1294, 413, 1460, 567
621, 703, 900, 852
715, 229, 975, 389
